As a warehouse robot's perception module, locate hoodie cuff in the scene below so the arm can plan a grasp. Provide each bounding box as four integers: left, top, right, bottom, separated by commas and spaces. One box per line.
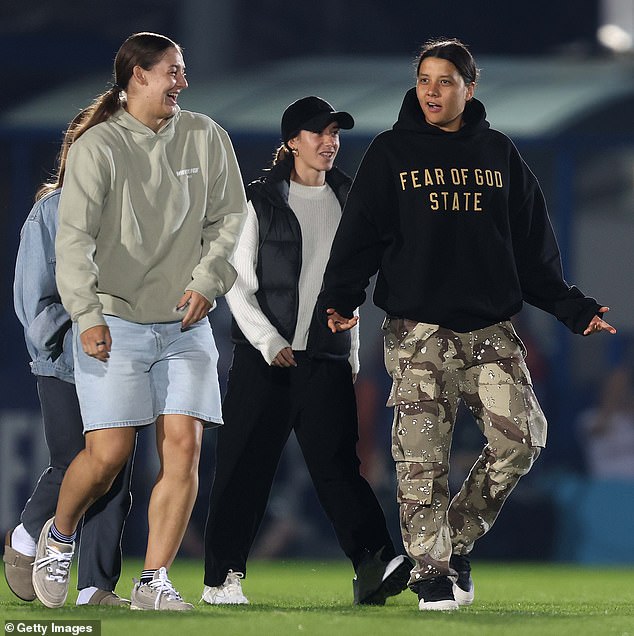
76, 309, 107, 334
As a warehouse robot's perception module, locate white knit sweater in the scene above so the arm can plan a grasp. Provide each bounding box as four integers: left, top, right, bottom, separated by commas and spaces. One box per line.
226, 180, 360, 373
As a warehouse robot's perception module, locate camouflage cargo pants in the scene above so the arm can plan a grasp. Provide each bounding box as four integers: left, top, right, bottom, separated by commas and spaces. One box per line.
383, 317, 547, 585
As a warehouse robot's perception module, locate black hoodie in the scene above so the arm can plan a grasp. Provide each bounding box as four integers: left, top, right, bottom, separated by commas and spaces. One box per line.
320, 88, 601, 334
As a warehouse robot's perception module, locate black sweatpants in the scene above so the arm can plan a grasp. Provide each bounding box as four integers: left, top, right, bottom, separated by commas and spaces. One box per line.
21, 376, 134, 591
203, 345, 395, 586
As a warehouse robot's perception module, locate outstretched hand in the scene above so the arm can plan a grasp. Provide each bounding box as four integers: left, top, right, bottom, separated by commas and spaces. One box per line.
583, 307, 617, 336
326, 308, 359, 333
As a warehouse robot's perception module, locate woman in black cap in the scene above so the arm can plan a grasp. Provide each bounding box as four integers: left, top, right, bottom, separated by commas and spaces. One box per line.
202, 96, 412, 606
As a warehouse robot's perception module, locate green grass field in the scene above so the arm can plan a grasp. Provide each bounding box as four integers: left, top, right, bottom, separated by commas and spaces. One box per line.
2, 559, 633, 635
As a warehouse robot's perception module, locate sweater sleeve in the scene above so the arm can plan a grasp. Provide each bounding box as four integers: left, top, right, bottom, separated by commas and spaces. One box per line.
320, 139, 390, 318
187, 125, 248, 303
225, 202, 290, 363
55, 142, 109, 333
509, 148, 602, 334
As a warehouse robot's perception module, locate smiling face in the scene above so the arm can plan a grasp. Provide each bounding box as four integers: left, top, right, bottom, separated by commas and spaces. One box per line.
288, 121, 341, 185
416, 57, 475, 132
129, 46, 188, 131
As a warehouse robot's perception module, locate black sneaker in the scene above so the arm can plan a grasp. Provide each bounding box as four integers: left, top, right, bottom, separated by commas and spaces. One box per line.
353, 549, 413, 605
450, 554, 474, 605
416, 575, 459, 611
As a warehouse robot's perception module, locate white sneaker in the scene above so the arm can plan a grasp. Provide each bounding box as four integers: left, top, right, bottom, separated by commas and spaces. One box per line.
130, 567, 193, 611
201, 570, 249, 605
450, 554, 474, 605
31, 518, 74, 608
416, 576, 459, 611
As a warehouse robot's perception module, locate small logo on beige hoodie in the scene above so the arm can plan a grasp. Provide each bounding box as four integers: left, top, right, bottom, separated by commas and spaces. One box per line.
176, 167, 200, 177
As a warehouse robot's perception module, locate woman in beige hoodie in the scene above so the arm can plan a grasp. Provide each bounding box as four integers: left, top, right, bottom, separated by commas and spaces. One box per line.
31, 31, 247, 611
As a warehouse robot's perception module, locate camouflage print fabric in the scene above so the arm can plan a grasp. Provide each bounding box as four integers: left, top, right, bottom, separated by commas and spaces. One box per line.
383, 317, 547, 585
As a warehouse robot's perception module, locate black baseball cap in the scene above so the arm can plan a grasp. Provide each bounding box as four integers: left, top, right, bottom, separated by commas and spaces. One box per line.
281, 96, 354, 143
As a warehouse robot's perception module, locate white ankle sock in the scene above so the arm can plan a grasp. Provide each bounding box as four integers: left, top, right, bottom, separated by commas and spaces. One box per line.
11, 524, 36, 557
76, 587, 99, 605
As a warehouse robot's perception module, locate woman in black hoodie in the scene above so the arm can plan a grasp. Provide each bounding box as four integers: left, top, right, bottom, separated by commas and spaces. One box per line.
320, 38, 616, 611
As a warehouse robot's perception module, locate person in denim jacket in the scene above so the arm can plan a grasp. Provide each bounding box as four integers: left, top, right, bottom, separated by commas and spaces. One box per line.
4, 111, 134, 607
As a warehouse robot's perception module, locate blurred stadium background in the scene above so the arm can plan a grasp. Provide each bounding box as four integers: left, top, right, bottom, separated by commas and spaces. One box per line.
1, 0, 633, 565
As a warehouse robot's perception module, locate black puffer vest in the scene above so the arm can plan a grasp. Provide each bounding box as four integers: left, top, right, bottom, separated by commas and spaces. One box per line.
231, 158, 352, 360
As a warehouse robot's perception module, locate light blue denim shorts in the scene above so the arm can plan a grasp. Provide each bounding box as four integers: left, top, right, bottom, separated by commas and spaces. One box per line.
73, 315, 223, 432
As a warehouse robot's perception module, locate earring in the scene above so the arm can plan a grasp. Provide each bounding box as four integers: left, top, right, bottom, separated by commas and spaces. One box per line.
291, 147, 298, 156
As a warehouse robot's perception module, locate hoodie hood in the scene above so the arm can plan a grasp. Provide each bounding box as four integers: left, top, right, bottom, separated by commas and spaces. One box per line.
109, 107, 180, 140
393, 87, 489, 137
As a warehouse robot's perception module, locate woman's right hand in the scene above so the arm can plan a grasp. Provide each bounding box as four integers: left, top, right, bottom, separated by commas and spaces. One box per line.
271, 347, 296, 367
326, 308, 359, 333
80, 325, 112, 362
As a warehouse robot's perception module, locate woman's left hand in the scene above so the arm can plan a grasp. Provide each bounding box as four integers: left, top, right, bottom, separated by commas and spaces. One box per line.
583, 307, 617, 336
177, 290, 212, 329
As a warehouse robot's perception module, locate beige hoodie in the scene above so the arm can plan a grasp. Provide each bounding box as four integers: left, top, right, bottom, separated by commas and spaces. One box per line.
56, 108, 247, 332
